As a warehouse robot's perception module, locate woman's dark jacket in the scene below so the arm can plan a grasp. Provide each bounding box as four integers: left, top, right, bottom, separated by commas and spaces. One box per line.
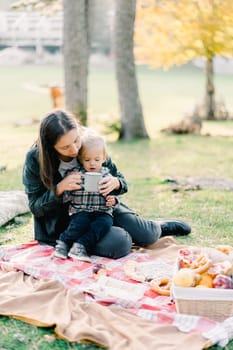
22, 145, 128, 245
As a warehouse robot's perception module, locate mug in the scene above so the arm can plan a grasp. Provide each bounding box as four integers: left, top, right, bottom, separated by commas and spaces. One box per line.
84, 172, 102, 192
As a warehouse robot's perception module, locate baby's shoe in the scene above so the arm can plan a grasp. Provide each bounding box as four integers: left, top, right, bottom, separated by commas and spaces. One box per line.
54, 240, 68, 259
68, 243, 91, 263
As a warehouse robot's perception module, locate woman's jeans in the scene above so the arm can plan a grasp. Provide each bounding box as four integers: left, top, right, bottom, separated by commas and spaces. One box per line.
93, 203, 161, 259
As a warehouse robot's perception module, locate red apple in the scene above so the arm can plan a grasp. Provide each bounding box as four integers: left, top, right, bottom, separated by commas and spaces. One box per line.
213, 274, 233, 289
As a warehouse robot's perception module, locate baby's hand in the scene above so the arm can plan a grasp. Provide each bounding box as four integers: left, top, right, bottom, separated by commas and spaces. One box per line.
106, 195, 116, 207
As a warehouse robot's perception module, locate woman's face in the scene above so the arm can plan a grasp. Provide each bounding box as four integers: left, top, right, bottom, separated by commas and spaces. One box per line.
54, 128, 81, 161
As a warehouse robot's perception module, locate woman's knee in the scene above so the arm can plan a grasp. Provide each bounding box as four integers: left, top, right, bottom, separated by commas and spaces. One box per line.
93, 226, 132, 259
114, 212, 161, 246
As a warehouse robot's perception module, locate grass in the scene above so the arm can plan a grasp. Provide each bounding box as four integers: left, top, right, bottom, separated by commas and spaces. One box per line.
0, 62, 233, 349
0, 316, 101, 350
0, 62, 233, 134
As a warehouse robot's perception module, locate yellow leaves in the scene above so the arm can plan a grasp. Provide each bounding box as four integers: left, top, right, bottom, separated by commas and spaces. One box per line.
135, 0, 233, 69
193, 40, 203, 50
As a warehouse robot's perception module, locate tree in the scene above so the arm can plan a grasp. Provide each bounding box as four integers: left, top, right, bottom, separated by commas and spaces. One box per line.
12, 0, 149, 132
113, 0, 149, 140
12, 0, 92, 125
63, 0, 94, 125
135, 0, 233, 120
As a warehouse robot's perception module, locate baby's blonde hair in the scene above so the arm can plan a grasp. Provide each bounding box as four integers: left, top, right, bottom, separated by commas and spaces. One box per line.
78, 130, 107, 161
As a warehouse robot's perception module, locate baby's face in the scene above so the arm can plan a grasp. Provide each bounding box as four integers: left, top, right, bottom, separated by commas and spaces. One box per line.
81, 146, 105, 172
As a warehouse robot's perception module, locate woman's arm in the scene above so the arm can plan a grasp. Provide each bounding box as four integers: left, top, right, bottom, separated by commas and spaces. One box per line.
22, 147, 63, 217
23, 147, 82, 217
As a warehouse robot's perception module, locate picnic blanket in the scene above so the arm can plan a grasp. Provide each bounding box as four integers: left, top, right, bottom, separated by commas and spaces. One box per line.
0, 237, 232, 349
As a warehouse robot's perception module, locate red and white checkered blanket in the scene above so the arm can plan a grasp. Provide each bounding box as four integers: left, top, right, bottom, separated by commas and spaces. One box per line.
0, 240, 232, 348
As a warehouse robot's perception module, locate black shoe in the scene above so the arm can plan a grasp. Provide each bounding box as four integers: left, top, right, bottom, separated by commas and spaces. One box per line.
159, 220, 191, 237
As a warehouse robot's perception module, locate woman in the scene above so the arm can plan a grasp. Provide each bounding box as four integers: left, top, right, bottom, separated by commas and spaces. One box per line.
22, 110, 191, 259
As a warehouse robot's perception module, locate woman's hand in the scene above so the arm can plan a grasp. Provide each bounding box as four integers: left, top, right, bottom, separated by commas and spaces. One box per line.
56, 171, 82, 196
99, 175, 120, 197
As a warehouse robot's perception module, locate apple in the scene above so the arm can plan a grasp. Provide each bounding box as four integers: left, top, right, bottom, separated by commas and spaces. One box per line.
213, 274, 233, 289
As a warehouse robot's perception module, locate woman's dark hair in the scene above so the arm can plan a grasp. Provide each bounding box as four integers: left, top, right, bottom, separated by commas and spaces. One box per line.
37, 110, 79, 189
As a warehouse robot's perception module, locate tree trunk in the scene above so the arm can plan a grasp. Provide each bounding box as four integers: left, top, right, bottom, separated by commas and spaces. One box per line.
205, 57, 215, 120
114, 0, 149, 140
63, 0, 93, 125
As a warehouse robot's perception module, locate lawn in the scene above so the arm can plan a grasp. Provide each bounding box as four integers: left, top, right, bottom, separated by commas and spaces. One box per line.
0, 62, 233, 349
1, 61, 233, 134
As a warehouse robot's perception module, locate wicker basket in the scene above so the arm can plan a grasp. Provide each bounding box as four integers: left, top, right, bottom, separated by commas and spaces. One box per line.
172, 285, 233, 322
